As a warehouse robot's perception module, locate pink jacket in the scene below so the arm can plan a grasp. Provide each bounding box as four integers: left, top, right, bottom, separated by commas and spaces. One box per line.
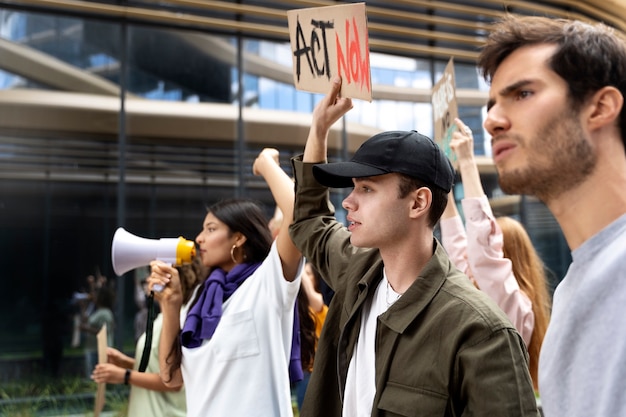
440, 196, 534, 346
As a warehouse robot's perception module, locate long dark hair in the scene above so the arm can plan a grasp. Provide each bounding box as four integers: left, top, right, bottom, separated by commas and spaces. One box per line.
209, 199, 273, 264
297, 264, 324, 371
164, 198, 272, 382
497, 216, 552, 391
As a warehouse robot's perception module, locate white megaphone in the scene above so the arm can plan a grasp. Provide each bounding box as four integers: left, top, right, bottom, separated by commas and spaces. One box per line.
111, 227, 196, 291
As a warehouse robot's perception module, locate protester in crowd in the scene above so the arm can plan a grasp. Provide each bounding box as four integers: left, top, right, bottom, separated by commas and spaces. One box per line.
440, 117, 551, 391
293, 261, 328, 411
71, 272, 108, 349
91, 258, 206, 416
268, 205, 284, 239
147, 152, 303, 417
254, 147, 329, 411
288, 77, 539, 416
80, 281, 115, 379
133, 267, 153, 343
70, 286, 91, 349
271, 205, 335, 305
478, 14, 626, 417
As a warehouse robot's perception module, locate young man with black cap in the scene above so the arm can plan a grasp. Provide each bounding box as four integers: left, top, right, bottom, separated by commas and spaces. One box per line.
289, 78, 539, 417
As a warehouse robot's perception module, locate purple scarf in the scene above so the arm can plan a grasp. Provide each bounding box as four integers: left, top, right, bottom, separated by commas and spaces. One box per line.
289, 305, 303, 383
181, 262, 261, 348
180, 261, 303, 382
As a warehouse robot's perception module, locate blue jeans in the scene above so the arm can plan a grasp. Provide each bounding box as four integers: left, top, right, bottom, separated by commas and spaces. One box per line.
294, 371, 311, 410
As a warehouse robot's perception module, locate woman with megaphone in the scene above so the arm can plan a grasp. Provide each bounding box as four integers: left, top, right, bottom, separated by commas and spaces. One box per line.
148, 148, 303, 417
90, 258, 205, 416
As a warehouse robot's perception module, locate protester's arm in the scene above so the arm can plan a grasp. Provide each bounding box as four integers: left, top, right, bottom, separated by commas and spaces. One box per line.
457, 329, 538, 415
92, 362, 182, 392
301, 268, 325, 313
450, 118, 483, 199
451, 118, 533, 345
253, 147, 301, 282
288, 77, 355, 291
442, 190, 459, 220
79, 321, 100, 335
105, 346, 134, 369
147, 262, 184, 388
303, 77, 353, 164
461, 197, 534, 345
440, 192, 470, 276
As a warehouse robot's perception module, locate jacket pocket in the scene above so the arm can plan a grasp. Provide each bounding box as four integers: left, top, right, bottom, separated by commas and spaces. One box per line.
378, 381, 448, 417
213, 310, 260, 361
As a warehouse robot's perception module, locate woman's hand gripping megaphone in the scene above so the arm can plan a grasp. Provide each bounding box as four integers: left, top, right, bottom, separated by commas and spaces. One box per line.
148, 260, 183, 306
151, 237, 196, 292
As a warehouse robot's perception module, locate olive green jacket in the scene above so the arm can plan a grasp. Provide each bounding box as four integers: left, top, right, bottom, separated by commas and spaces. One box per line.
289, 157, 539, 417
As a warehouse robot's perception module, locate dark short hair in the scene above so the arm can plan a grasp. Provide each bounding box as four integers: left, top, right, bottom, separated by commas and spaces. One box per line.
478, 14, 626, 148
397, 174, 448, 228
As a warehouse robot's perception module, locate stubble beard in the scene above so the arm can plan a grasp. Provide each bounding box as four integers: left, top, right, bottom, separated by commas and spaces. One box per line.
497, 109, 596, 203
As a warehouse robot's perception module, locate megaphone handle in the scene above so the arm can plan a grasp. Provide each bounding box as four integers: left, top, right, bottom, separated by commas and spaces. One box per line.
138, 292, 156, 372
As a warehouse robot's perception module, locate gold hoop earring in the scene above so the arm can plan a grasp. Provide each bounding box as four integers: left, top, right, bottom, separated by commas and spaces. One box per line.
230, 244, 238, 264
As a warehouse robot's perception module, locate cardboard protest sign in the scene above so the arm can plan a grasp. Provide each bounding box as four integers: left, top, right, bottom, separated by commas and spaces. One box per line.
287, 2, 372, 101
432, 58, 458, 164
94, 324, 108, 417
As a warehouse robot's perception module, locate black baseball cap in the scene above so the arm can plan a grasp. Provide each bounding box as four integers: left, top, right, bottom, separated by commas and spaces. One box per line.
313, 130, 454, 192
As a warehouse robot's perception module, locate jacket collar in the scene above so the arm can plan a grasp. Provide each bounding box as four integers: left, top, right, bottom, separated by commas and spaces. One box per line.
375, 239, 450, 334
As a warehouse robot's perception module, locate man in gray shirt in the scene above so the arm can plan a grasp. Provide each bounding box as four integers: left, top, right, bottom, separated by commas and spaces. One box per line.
479, 15, 626, 417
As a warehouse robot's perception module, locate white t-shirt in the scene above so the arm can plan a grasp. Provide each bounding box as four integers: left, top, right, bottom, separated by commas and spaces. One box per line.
343, 271, 399, 417
539, 213, 626, 417
181, 242, 302, 417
